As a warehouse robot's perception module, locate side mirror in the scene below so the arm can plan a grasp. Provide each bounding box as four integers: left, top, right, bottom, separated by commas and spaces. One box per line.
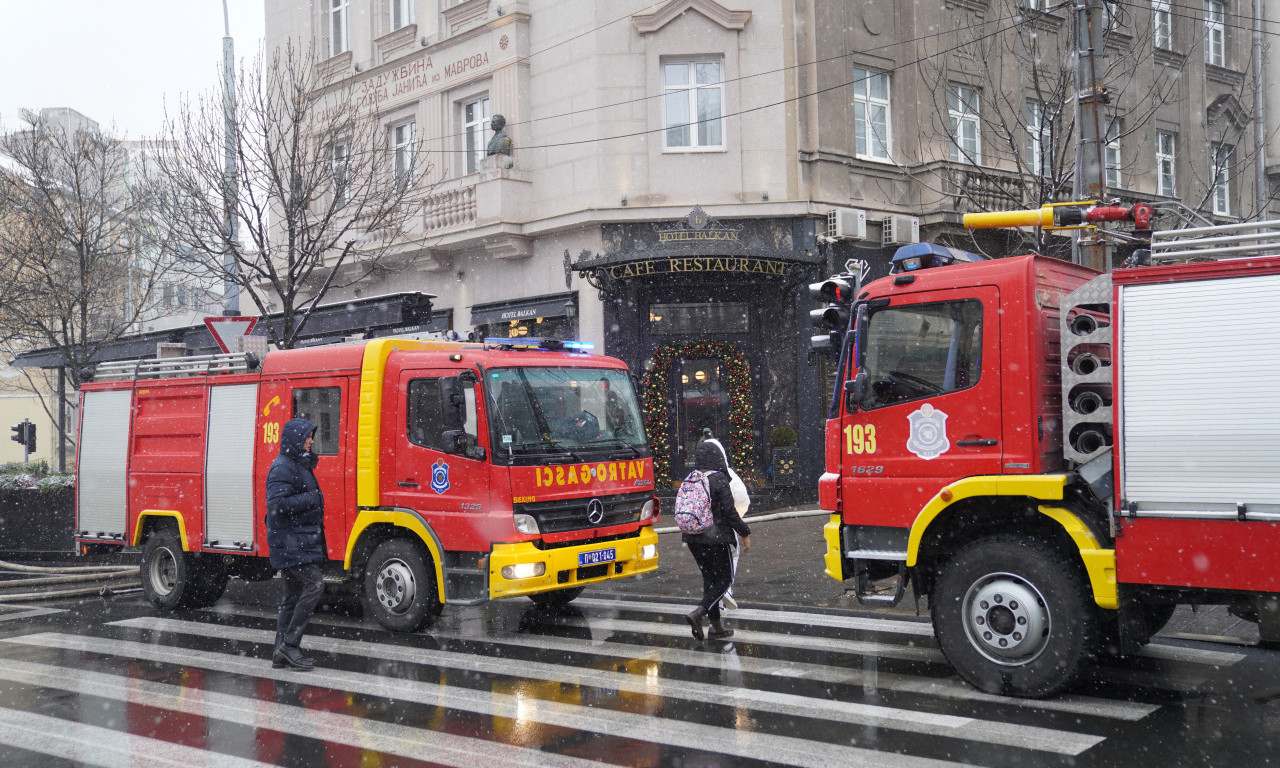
439, 377, 468, 431
844, 372, 867, 412
442, 429, 486, 460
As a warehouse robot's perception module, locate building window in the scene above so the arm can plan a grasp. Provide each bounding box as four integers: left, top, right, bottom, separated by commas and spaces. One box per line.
391, 120, 415, 187
1025, 100, 1050, 176
1204, 0, 1225, 66
1156, 131, 1176, 197
649, 303, 750, 335
327, 0, 349, 57
1025, 0, 1047, 10
1105, 119, 1122, 189
663, 58, 724, 151
852, 68, 892, 161
1212, 142, 1231, 215
463, 96, 490, 174
1153, 0, 1172, 49
331, 140, 351, 205
948, 84, 980, 165
390, 0, 413, 30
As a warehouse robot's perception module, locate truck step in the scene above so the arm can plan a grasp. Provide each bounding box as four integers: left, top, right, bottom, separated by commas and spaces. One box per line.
850, 555, 907, 606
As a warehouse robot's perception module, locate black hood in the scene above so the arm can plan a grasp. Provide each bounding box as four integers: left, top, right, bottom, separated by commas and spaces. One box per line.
694, 440, 729, 474
280, 418, 317, 462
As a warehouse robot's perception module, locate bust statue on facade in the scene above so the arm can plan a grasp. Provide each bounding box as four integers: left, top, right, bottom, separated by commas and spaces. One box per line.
486, 114, 513, 156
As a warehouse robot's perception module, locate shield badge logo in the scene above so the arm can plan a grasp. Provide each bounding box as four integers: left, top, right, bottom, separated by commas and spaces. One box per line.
906, 404, 950, 460
430, 459, 451, 494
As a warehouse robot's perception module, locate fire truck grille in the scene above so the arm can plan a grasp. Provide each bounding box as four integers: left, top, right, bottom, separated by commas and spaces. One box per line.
515, 491, 651, 534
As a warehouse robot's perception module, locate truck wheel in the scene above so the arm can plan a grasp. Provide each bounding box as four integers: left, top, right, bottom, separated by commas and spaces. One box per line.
932, 535, 1095, 697
364, 539, 443, 633
529, 586, 586, 609
184, 557, 230, 609
140, 530, 197, 611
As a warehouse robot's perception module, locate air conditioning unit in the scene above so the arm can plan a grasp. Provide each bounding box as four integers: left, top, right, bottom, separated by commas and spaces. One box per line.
827, 208, 867, 240
882, 215, 920, 246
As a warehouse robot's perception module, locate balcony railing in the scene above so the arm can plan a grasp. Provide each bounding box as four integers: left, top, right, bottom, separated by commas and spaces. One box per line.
422, 182, 477, 233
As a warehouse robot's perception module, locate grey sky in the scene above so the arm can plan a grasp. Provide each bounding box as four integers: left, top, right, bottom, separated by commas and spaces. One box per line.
1, 0, 265, 140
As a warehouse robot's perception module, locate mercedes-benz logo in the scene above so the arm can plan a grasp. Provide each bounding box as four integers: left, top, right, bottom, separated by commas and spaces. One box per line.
586, 498, 605, 525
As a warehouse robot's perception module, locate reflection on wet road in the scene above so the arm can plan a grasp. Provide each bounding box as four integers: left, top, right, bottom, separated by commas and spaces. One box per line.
0, 594, 1273, 767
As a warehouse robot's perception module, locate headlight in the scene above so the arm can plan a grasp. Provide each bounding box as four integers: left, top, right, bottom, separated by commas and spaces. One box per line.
641, 544, 657, 560
639, 500, 654, 521
513, 514, 539, 534
501, 562, 547, 580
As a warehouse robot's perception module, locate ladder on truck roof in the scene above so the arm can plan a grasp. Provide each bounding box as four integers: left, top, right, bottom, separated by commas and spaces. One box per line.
1149, 219, 1280, 264
94, 352, 260, 382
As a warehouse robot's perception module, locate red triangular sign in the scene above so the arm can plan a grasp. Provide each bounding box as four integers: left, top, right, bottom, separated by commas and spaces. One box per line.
204, 316, 259, 354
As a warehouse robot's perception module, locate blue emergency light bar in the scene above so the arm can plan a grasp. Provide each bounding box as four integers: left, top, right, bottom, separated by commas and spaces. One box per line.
890, 243, 985, 273
484, 337, 594, 351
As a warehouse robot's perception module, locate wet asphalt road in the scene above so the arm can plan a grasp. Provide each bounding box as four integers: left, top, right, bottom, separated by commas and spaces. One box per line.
0, 511, 1277, 767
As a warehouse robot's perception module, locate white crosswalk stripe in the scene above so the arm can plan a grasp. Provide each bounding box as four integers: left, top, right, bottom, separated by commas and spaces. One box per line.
0, 595, 1242, 767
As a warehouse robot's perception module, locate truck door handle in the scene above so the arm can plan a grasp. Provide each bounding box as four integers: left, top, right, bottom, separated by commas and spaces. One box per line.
956, 439, 998, 446
398, 480, 420, 487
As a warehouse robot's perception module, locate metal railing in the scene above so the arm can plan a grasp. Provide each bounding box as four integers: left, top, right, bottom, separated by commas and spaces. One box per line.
94, 352, 259, 382
1149, 219, 1280, 263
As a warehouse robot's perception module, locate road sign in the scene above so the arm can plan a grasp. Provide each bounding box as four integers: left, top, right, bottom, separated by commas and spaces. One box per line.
204, 316, 259, 354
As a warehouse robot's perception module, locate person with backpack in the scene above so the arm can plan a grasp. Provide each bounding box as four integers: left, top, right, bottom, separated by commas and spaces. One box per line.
677, 438, 751, 640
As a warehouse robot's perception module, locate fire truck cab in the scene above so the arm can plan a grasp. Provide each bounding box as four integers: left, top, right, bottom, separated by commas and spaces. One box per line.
76, 337, 659, 632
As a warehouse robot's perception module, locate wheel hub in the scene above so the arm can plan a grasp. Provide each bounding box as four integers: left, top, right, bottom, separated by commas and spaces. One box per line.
149, 547, 178, 597
962, 573, 1050, 665
375, 558, 417, 615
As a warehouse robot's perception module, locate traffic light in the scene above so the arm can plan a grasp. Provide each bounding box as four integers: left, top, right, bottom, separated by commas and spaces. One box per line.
808, 277, 854, 353
9, 423, 22, 446
23, 423, 35, 453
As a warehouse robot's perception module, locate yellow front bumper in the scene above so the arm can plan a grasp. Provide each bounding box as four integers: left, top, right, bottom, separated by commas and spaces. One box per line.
489, 526, 660, 600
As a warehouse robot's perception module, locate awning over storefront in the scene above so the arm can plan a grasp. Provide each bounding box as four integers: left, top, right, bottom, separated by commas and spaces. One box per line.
568, 206, 823, 292
469, 292, 576, 326
9, 292, 435, 369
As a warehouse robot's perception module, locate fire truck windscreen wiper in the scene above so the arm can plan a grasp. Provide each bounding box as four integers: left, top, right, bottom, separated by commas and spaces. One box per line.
583, 437, 642, 458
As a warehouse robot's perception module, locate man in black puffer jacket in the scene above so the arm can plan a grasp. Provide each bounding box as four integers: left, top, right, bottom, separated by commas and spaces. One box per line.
266, 417, 326, 670
683, 439, 751, 640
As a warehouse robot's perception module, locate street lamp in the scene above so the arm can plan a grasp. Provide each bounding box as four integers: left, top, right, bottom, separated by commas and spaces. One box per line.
563, 299, 577, 339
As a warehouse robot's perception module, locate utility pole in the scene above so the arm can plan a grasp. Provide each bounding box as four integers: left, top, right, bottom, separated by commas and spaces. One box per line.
222, 0, 241, 316
1071, 0, 1111, 271
1253, 0, 1266, 219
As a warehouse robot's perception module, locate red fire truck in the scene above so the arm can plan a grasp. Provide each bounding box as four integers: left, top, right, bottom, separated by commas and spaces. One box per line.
814, 210, 1280, 696
75, 337, 659, 631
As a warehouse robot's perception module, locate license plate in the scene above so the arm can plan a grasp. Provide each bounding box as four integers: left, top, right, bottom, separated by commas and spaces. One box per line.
578, 548, 617, 566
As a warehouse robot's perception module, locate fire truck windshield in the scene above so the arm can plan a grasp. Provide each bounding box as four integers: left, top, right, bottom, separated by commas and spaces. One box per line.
486, 367, 649, 465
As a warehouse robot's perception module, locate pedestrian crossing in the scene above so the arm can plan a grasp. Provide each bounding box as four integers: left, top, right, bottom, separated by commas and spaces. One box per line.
0, 594, 1249, 767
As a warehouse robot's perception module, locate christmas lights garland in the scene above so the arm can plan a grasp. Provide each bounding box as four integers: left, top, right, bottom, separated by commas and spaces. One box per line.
641, 340, 756, 484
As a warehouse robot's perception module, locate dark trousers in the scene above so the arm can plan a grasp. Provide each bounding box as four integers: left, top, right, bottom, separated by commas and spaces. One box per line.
687, 540, 734, 622
276, 563, 324, 651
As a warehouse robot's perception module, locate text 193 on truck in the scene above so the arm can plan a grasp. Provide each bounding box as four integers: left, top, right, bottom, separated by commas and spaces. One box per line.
75, 337, 659, 631
811, 207, 1280, 696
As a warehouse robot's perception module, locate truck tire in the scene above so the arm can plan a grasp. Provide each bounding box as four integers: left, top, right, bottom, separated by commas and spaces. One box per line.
140, 530, 200, 611
932, 535, 1095, 698
364, 539, 444, 633
184, 557, 230, 609
529, 586, 586, 609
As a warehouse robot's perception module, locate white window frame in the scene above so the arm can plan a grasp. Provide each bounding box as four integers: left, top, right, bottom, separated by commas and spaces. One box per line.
852, 68, 892, 161
462, 96, 491, 175
328, 0, 349, 57
1204, 0, 1225, 67
948, 84, 981, 165
662, 58, 725, 152
1025, 99, 1049, 176
1212, 142, 1231, 215
1156, 131, 1176, 197
390, 0, 414, 30
1105, 119, 1122, 189
1025, 0, 1047, 10
332, 139, 351, 205
391, 119, 415, 188
1153, 0, 1172, 49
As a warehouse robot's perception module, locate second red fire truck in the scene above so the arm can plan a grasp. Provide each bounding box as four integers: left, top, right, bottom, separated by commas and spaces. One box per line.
815, 209, 1280, 696
75, 337, 659, 631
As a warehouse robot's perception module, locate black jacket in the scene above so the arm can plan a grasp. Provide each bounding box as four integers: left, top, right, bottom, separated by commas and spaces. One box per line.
680, 440, 751, 547
265, 418, 326, 570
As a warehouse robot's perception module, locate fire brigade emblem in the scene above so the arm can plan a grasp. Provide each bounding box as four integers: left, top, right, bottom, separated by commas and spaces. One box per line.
430, 459, 451, 494
906, 404, 950, 460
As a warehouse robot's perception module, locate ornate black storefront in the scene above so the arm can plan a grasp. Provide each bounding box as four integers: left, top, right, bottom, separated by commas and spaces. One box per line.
570, 207, 826, 504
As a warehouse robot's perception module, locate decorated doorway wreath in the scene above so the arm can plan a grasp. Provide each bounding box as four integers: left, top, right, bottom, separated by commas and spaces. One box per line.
640, 340, 756, 484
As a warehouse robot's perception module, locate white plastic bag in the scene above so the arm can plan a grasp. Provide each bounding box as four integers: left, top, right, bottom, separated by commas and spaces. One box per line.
705, 438, 750, 515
